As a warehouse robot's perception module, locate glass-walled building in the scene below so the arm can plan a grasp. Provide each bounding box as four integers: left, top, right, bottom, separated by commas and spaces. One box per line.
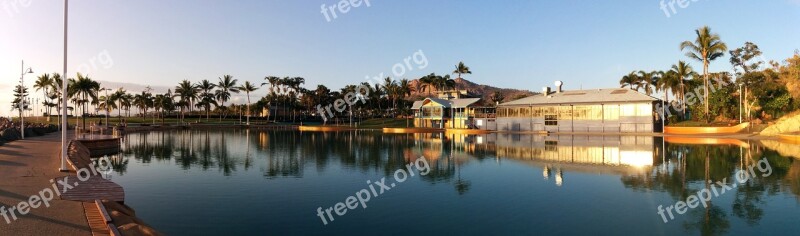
496, 88, 661, 133
411, 97, 482, 128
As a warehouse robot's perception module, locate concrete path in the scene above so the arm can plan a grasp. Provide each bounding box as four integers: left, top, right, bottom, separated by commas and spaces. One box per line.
0, 131, 90, 236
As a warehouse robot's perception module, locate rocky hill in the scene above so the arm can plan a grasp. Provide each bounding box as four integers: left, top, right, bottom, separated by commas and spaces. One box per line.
407, 78, 536, 104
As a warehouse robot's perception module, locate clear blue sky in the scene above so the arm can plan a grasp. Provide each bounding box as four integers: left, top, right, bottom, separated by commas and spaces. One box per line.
2, 0, 799, 117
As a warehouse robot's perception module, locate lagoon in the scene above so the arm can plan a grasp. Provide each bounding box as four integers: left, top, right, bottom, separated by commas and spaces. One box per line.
105, 129, 800, 235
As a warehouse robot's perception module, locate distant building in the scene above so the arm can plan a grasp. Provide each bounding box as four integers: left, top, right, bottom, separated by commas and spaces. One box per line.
411, 97, 482, 129
495, 84, 661, 133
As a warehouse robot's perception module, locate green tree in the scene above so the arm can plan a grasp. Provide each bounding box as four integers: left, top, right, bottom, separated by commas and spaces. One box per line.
452, 61, 472, 90
215, 75, 239, 120
237, 81, 260, 125
681, 26, 728, 122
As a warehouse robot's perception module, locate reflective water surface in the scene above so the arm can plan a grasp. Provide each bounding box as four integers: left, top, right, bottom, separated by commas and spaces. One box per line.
106, 129, 800, 235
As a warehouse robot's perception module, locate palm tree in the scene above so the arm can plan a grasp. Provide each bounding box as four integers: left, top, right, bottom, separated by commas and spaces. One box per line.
133, 88, 154, 123
637, 70, 659, 95
261, 76, 281, 122
382, 77, 398, 114
419, 73, 436, 96
215, 75, 239, 120
452, 61, 472, 90
237, 81, 260, 125
620, 71, 639, 89
680, 26, 727, 122
196, 79, 216, 121
33, 73, 53, 119
70, 73, 100, 128
671, 61, 696, 116
49, 73, 64, 129
175, 80, 198, 124
658, 70, 682, 104
110, 88, 127, 122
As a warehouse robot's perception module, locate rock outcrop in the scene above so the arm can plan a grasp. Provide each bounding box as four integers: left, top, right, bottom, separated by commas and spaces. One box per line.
761, 113, 800, 135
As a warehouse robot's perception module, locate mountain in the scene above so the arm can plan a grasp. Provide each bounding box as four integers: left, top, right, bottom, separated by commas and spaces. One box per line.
407, 77, 537, 104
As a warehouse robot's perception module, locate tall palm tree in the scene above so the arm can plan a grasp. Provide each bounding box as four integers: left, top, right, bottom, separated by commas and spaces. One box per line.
216, 75, 239, 120
382, 77, 398, 113
620, 71, 639, 89
175, 80, 198, 124
237, 81, 260, 125
452, 61, 472, 90
637, 70, 659, 95
680, 26, 727, 122
671, 61, 696, 116
110, 88, 127, 122
261, 76, 281, 122
196, 79, 216, 121
658, 70, 682, 104
419, 73, 436, 96
70, 73, 100, 128
33, 73, 53, 119
49, 73, 64, 129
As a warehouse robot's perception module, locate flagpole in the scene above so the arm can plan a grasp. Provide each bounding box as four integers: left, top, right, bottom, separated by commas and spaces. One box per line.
60, 0, 69, 172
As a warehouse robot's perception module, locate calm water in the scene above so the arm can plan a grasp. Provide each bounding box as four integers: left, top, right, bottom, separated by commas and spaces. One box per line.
104, 129, 800, 235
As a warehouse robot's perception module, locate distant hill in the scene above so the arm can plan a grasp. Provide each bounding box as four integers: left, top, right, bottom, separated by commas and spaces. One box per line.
407, 78, 536, 104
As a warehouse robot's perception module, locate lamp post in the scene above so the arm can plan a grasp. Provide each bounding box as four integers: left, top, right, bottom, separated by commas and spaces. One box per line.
101, 88, 111, 126
60, 0, 69, 172
19, 60, 34, 139
738, 83, 743, 124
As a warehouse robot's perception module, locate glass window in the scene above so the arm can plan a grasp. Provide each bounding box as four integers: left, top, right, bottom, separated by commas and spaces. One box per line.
620, 104, 636, 116
531, 107, 542, 117
604, 105, 619, 120
559, 106, 572, 120
519, 107, 530, 117
636, 103, 652, 116
545, 115, 557, 126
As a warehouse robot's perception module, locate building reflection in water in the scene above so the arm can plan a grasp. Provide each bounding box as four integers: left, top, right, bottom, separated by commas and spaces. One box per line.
416, 133, 660, 187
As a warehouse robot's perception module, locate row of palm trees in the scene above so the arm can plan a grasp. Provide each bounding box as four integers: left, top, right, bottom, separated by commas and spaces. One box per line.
24, 61, 473, 125
620, 26, 728, 122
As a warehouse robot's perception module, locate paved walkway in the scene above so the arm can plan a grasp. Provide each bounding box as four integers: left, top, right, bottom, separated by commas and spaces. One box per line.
0, 131, 91, 235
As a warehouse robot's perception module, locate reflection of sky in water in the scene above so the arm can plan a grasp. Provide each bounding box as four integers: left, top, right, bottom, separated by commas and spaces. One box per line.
107, 129, 800, 235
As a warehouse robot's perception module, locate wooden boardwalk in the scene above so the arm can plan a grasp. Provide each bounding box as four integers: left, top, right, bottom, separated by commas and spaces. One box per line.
57, 175, 125, 202
60, 140, 125, 202
83, 202, 112, 236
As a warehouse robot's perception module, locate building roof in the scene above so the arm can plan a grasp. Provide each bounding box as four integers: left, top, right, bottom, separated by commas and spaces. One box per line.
411, 97, 482, 109
499, 88, 659, 106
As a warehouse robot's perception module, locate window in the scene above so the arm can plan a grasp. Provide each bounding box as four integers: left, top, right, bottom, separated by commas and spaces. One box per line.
620, 104, 636, 116
545, 115, 558, 126
519, 107, 530, 117
636, 103, 652, 116
559, 106, 572, 120
604, 105, 619, 120
531, 107, 542, 117
545, 140, 558, 151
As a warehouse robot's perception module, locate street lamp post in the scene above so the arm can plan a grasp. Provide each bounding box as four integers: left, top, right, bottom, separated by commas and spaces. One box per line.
102, 88, 111, 126
738, 83, 743, 124
60, 0, 69, 172
19, 60, 34, 139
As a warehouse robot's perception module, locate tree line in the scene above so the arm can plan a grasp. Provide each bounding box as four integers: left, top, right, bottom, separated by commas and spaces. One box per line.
11, 61, 474, 126
619, 26, 800, 123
